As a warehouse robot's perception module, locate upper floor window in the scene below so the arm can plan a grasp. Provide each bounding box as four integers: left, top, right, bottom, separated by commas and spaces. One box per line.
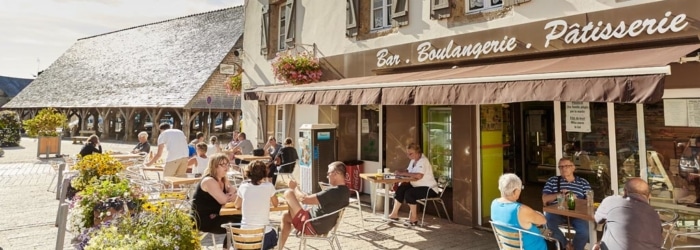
467, 0, 503, 13
278, 3, 289, 51
371, 0, 392, 30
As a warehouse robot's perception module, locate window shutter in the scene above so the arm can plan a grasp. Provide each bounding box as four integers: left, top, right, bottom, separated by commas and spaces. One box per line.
284, 0, 296, 46
346, 0, 358, 37
391, 0, 409, 27
503, 0, 531, 7
261, 5, 269, 56
430, 0, 451, 19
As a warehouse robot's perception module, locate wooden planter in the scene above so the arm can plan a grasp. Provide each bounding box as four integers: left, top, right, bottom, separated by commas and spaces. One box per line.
37, 136, 61, 158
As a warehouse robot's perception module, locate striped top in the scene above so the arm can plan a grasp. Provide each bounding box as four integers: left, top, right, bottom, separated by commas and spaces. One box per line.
542, 176, 591, 205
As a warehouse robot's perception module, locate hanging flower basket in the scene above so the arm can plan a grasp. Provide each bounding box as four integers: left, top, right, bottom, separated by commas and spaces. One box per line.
271, 52, 323, 85
225, 74, 242, 95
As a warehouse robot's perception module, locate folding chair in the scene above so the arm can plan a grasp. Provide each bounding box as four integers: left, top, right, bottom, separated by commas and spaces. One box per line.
490, 220, 560, 250
319, 182, 364, 228
297, 208, 345, 250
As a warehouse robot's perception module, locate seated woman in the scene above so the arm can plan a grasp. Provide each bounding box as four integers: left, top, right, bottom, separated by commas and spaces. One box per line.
191, 153, 241, 249
187, 142, 208, 176
387, 143, 439, 226
79, 135, 102, 157
232, 160, 279, 250
492, 173, 548, 250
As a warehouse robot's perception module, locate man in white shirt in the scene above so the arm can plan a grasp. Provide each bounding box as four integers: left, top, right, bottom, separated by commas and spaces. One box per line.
145, 123, 189, 177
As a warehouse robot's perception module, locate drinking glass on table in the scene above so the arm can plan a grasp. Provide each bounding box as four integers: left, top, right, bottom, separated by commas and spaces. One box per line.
556, 193, 565, 210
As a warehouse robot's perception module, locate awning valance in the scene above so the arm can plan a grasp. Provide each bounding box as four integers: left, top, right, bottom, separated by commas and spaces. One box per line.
245, 44, 699, 105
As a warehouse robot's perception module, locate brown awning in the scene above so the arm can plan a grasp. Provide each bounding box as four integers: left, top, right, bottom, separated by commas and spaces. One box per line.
245, 44, 699, 105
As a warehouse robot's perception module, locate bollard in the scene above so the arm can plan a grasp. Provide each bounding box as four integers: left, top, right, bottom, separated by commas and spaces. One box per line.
55, 203, 68, 249
55, 163, 66, 200
59, 178, 71, 202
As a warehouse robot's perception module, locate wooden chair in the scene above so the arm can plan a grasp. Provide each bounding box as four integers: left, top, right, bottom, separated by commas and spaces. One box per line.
297, 208, 345, 250
490, 220, 560, 250
319, 182, 364, 228
221, 223, 270, 250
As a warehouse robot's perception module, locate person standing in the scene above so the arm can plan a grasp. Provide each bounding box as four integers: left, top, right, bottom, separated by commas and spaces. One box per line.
232, 160, 280, 250
264, 136, 282, 183
145, 123, 189, 177
594, 178, 662, 250
542, 157, 592, 250
131, 131, 151, 154
278, 161, 349, 249
387, 143, 439, 226
492, 173, 548, 250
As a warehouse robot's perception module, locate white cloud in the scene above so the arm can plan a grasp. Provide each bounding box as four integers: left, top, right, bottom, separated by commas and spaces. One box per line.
0, 0, 243, 78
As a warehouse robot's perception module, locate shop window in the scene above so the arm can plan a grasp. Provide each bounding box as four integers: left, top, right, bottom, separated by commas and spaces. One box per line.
278, 4, 288, 51
361, 105, 380, 161
561, 102, 612, 199
371, 0, 392, 30
467, 0, 502, 13
614, 104, 640, 194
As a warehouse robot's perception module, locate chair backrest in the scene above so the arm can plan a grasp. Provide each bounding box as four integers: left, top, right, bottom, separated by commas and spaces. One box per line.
302, 207, 345, 238
230, 226, 265, 249
276, 147, 299, 172
318, 182, 331, 191
490, 220, 524, 250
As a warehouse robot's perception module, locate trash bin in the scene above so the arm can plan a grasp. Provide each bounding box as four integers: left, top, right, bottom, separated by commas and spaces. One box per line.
343, 160, 363, 193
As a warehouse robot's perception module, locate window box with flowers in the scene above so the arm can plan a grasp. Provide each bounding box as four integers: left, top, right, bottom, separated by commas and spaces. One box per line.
271, 52, 323, 85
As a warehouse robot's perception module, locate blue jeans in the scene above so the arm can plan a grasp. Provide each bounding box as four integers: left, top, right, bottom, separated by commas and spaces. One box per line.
545, 213, 589, 250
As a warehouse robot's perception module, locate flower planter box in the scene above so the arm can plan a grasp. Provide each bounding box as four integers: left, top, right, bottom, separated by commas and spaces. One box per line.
37, 135, 61, 158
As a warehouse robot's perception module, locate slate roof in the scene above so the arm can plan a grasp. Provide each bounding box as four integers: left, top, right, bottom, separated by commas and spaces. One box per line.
0, 76, 32, 97
4, 6, 244, 109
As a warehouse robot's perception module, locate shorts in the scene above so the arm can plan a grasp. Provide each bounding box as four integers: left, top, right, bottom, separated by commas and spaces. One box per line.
292, 210, 317, 235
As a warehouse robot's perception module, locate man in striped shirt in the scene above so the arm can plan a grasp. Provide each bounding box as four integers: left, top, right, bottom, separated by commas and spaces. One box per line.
541, 157, 592, 250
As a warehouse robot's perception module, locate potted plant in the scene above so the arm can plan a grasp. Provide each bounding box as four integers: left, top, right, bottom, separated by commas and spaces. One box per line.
225, 74, 242, 95
23, 107, 67, 157
271, 51, 323, 85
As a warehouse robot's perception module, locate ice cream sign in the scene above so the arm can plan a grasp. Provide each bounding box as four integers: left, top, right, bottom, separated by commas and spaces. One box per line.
376, 11, 690, 68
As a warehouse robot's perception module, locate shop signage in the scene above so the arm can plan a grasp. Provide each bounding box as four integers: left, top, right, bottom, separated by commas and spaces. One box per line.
376, 11, 690, 68
566, 102, 591, 133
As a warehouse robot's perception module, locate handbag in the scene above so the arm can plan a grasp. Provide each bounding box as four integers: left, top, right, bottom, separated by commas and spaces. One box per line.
253, 148, 265, 156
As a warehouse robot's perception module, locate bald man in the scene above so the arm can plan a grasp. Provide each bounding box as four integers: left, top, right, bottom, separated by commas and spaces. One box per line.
594, 178, 662, 250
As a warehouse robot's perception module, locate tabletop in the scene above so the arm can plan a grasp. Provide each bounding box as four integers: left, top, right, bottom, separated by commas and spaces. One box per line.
543, 199, 595, 222
359, 173, 417, 184
111, 153, 145, 159
220, 204, 289, 216
164, 176, 201, 186
234, 154, 271, 162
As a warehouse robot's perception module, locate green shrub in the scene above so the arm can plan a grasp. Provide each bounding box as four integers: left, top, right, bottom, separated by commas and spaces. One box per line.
22, 107, 67, 137
0, 110, 21, 146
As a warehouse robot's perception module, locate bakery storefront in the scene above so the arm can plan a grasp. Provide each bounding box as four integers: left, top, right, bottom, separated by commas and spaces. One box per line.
246, 0, 700, 227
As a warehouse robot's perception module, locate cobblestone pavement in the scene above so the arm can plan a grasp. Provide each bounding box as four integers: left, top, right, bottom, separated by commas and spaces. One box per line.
0, 137, 498, 250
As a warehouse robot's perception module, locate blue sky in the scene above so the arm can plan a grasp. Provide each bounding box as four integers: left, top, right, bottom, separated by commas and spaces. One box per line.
0, 0, 243, 78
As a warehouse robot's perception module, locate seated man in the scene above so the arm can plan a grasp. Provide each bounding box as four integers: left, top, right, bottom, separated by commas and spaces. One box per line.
131, 131, 151, 154
541, 157, 592, 250
594, 178, 662, 250
278, 161, 350, 248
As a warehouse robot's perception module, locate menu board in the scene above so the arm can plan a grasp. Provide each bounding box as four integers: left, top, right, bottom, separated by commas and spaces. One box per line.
663, 99, 700, 127
565, 102, 591, 132
664, 99, 689, 126
688, 100, 700, 127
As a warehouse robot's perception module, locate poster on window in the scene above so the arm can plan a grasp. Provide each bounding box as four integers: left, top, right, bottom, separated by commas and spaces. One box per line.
566, 102, 591, 133
687, 100, 700, 127
663, 99, 689, 126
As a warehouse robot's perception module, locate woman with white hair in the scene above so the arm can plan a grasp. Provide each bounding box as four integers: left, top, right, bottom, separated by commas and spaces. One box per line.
491, 173, 548, 250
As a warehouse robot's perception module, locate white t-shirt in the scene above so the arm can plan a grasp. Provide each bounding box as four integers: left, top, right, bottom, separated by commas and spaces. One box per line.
206, 144, 218, 158
237, 182, 276, 232
157, 129, 189, 162
408, 154, 438, 191
192, 155, 208, 174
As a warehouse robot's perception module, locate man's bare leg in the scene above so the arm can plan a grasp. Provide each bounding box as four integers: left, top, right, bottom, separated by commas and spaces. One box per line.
279, 189, 303, 248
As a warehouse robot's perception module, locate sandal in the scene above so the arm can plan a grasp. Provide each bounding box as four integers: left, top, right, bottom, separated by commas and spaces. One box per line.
388, 217, 399, 222
409, 221, 419, 226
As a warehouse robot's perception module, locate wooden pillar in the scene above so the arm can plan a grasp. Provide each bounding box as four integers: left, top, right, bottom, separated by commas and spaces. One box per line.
146, 108, 163, 143
119, 108, 136, 141
97, 108, 111, 140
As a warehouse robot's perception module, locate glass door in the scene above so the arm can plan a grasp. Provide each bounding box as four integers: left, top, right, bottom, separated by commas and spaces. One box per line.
423, 107, 452, 185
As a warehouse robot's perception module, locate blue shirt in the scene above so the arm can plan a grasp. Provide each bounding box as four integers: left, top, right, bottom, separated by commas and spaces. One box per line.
542, 175, 591, 204
491, 200, 547, 250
